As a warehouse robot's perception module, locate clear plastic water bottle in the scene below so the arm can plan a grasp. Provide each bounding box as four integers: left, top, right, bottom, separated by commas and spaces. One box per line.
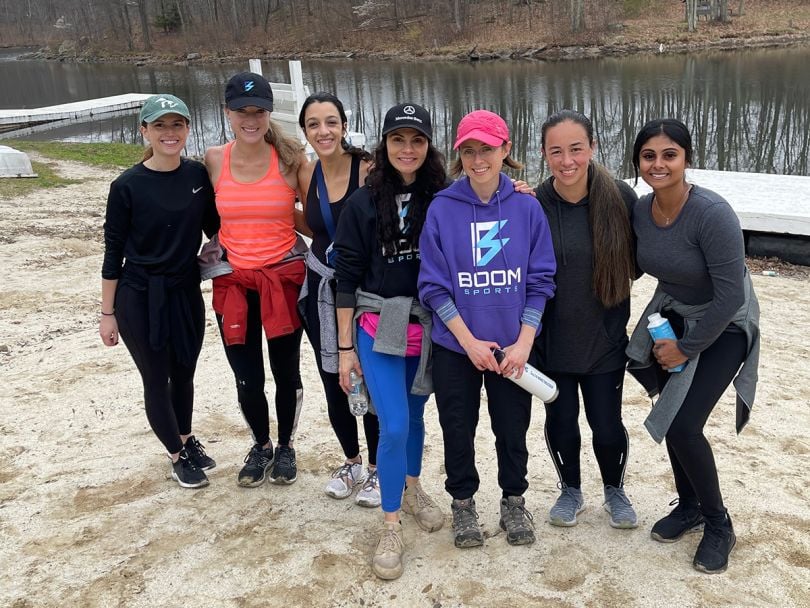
348, 370, 369, 416
647, 312, 686, 373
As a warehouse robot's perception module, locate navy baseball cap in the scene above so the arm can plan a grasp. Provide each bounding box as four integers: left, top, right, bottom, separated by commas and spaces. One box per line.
225, 72, 274, 111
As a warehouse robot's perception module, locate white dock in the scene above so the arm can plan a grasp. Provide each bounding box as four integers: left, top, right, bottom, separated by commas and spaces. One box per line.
629, 168, 810, 237
0, 93, 153, 129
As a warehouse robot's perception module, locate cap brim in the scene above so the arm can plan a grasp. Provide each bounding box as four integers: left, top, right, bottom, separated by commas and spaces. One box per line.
227, 97, 274, 112
454, 130, 505, 149
140, 109, 191, 123
381, 124, 432, 141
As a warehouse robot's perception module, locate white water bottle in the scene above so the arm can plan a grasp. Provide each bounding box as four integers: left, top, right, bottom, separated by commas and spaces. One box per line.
348, 370, 369, 416
492, 348, 558, 403
647, 312, 686, 373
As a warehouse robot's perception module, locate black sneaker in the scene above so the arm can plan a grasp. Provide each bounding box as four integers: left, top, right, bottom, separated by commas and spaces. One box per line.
171, 449, 209, 489
269, 445, 297, 485
184, 435, 216, 471
238, 443, 274, 487
693, 514, 736, 574
651, 498, 705, 543
499, 495, 536, 546
451, 498, 484, 548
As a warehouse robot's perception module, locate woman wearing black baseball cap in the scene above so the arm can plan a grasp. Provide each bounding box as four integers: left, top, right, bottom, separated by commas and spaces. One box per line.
333, 102, 446, 579
205, 72, 309, 489
100, 94, 220, 489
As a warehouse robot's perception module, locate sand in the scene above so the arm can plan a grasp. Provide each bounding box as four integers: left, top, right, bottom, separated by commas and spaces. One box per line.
1, 157, 808, 608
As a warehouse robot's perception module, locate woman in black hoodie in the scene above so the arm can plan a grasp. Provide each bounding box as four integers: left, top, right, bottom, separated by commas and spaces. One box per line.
534, 110, 639, 530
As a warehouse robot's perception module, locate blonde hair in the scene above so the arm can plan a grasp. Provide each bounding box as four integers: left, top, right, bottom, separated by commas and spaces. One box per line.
264, 118, 305, 171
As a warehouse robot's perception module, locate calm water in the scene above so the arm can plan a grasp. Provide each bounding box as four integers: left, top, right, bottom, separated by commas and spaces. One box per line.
1, 46, 809, 181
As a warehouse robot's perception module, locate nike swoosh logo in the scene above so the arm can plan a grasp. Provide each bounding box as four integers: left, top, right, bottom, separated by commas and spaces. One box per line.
192, 187, 203, 194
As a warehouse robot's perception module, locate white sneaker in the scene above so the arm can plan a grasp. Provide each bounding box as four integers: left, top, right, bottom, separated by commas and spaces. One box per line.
324, 461, 365, 499
355, 468, 381, 508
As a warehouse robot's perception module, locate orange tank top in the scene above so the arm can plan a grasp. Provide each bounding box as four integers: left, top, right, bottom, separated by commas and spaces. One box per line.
215, 141, 297, 269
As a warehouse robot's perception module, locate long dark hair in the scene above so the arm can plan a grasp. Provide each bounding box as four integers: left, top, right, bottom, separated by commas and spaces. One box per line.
367, 137, 447, 256
298, 91, 372, 162
541, 109, 634, 308
632, 118, 693, 185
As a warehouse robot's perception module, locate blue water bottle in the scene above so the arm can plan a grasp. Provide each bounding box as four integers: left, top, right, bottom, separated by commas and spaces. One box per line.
647, 313, 686, 373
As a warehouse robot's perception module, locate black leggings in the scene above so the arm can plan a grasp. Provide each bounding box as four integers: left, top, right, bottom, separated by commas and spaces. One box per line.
302, 274, 379, 465
657, 315, 747, 525
544, 367, 629, 489
217, 289, 303, 447
115, 283, 203, 454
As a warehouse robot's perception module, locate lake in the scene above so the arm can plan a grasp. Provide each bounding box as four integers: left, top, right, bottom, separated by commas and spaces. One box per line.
1, 46, 809, 181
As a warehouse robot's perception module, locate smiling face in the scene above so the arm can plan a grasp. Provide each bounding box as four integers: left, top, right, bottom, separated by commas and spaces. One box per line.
541, 119, 594, 196
140, 113, 190, 157
458, 139, 509, 193
303, 101, 346, 158
226, 106, 271, 143
386, 128, 429, 185
637, 134, 688, 191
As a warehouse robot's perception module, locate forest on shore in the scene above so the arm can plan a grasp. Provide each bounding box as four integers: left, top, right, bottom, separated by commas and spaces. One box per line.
1, 0, 808, 63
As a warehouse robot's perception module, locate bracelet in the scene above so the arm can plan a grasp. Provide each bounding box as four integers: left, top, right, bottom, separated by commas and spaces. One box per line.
101, 311, 115, 316
337, 345, 354, 352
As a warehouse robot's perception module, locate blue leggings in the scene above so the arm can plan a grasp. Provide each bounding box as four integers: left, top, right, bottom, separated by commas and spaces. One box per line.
356, 327, 427, 513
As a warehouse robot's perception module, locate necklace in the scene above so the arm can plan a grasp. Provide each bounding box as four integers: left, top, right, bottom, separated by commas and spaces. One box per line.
653, 184, 692, 226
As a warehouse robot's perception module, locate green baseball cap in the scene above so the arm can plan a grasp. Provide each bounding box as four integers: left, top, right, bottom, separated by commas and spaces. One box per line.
138, 94, 191, 124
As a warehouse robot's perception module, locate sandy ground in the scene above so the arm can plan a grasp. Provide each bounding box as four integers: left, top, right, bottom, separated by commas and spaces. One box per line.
1, 158, 808, 608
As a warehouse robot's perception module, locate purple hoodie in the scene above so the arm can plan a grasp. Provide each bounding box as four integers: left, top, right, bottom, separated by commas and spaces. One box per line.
418, 173, 556, 355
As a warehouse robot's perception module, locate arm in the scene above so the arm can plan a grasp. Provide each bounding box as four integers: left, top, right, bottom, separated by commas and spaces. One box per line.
99, 278, 119, 346
203, 146, 224, 188
99, 179, 130, 346
333, 188, 372, 309
523, 203, 557, 325
336, 307, 362, 393
445, 315, 501, 373
295, 159, 314, 238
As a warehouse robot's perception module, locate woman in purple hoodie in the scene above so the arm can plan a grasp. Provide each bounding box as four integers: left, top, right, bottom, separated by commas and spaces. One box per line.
418, 110, 556, 549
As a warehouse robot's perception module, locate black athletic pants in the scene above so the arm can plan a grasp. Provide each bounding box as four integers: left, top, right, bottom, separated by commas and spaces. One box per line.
658, 313, 747, 525
302, 274, 379, 465
216, 289, 303, 447
115, 283, 204, 455
544, 367, 629, 489
433, 343, 532, 500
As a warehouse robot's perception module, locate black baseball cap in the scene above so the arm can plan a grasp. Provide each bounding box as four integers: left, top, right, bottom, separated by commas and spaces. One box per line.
381, 103, 433, 140
225, 72, 274, 111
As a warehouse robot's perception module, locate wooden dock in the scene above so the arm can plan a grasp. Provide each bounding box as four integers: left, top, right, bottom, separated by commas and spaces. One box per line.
0, 93, 153, 131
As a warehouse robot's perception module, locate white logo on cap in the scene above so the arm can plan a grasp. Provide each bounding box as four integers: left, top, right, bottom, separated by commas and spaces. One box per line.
156, 97, 178, 109
403, 105, 416, 115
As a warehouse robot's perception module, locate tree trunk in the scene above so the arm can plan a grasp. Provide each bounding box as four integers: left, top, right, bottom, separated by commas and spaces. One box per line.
570, 0, 584, 33
138, 0, 152, 51
718, 0, 729, 22
230, 0, 239, 42
686, 0, 696, 32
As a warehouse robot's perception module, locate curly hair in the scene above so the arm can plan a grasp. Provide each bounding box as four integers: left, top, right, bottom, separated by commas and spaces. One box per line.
366, 138, 447, 257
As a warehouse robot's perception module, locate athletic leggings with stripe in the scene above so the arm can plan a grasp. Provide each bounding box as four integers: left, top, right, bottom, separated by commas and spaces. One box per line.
115, 283, 204, 455
543, 367, 629, 489
216, 289, 303, 447
657, 313, 747, 525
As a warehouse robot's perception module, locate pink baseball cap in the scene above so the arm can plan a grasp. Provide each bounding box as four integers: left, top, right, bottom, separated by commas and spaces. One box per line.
453, 110, 510, 150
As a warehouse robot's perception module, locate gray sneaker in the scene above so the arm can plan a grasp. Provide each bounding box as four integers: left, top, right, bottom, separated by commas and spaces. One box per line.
499, 496, 536, 545
451, 498, 484, 548
549, 484, 585, 527
603, 485, 638, 529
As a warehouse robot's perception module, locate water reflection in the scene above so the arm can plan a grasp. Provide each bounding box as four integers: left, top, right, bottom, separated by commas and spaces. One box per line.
1, 47, 808, 180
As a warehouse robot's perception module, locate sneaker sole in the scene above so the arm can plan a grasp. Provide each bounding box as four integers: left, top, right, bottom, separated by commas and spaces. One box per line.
269, 474, 298, 485
237, 461, 273, 488
500, 522, 536, 545
325, 487, 353, 499
454, 534, 484, 548
604, 505, 639, 530
549, 506, 585, 527
650, 522, 704, 543
355, 495, 381, 508
693, 535, 736, 574
171, 471, 210, 489
372, 562, 404, 580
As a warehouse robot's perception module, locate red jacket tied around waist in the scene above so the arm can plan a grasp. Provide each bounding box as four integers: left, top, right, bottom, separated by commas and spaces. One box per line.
213, 259, 305, 345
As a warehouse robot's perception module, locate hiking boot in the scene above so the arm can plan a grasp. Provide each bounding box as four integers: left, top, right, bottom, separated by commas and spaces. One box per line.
269, 445, 297, 485
325, 461, 365, 499
372, 521, 404, 580
499, 495, 536, 546
401, 482, 444, 532
183, 435, 216, 471
650, 498, 705, 543
356, 468, 381, 508
171, 449, 209, 489
549, 484, 585, 527
237, 443, 274, 488
451, 498, 484, 548
693, 513, 736, 574
603, 485, 638, 529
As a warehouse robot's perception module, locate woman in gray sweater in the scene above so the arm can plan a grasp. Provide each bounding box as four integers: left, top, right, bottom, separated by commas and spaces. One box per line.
628, 118, 760, 575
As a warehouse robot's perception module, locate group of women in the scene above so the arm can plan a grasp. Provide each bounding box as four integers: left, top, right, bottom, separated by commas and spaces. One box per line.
100, 72, 759, 581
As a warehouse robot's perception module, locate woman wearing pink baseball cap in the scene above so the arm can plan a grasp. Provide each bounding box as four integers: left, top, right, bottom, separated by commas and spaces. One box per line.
419, 110, 557, 549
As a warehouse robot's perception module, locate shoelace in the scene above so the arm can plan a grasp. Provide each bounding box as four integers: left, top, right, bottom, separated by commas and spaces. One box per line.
604, 486, 633, 507
453, 502, 479, 531
379, 526, 402, 553
362, 469, 378, 492
244, 446, 269, 465
332, 462, 359, 485
277, 447, 294, 469
412, 487, 436, 509
505, 501, 534, 527
188, 437, 208, 457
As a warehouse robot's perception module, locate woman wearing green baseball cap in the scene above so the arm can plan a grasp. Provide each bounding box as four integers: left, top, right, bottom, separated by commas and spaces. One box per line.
99, 94, 221, 489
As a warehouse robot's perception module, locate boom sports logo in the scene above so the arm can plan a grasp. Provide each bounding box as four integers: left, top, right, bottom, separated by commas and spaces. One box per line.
459, 220, 521, 294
